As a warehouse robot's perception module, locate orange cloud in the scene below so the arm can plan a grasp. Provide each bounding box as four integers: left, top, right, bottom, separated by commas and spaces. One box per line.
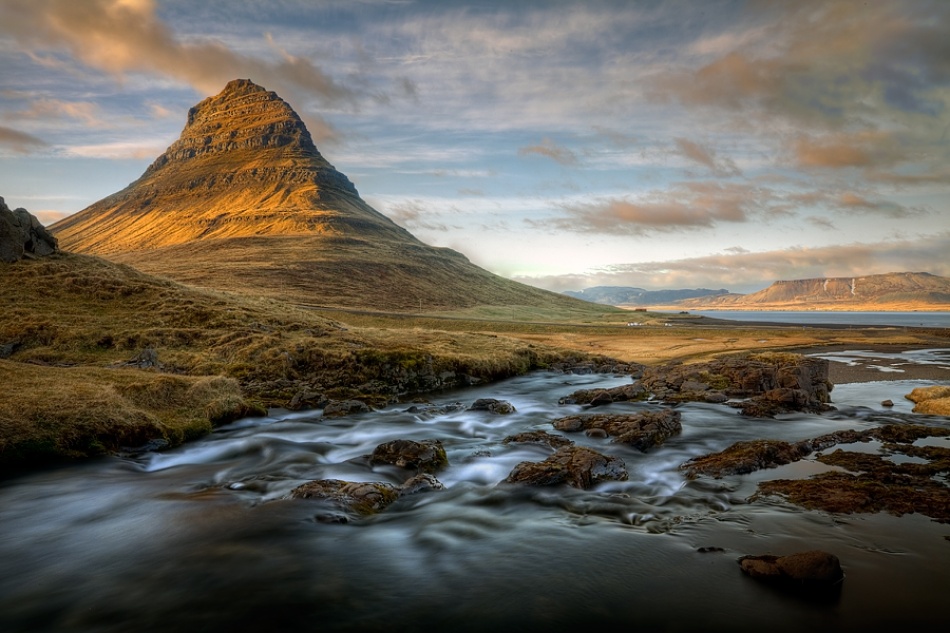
793, 131, 906, 169
674, 137, 741, 176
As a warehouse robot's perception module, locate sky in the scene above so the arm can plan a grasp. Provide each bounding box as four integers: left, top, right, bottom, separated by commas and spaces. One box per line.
1, 0, 948, 294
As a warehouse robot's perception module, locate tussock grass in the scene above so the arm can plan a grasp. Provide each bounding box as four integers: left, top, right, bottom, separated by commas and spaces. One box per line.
0, 361, 261, 469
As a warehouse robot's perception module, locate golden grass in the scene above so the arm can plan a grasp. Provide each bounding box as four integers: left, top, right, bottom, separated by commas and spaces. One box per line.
3, 252, 948, 470
0, 360, 262, 468
906, 386, 950, 415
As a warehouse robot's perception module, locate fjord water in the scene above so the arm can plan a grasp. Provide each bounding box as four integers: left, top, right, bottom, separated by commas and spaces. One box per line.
690, 310, 950, 327
2, 371, 949, 632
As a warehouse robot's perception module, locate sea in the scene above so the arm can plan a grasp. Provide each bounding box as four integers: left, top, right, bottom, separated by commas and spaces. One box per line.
682, 310, 950, 328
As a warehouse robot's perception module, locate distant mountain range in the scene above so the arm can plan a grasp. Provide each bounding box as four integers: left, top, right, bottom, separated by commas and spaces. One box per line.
568, 273, 950, 311
564, 286, 730, 306
677, 272, 950, 310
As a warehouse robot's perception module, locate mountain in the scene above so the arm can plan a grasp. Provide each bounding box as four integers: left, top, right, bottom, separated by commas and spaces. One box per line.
52, 79, 607, 314
679, 272, 950, 310
565, 286, 730, 306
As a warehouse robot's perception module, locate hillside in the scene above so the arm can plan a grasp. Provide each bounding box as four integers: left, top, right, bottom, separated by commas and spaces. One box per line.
679, 272, 950, 310
0, 251, 612, 467
52, 79, 609, 315
565, 286, 729, 307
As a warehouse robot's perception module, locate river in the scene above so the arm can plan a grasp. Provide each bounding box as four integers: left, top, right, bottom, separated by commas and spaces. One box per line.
1, 367, 949, 632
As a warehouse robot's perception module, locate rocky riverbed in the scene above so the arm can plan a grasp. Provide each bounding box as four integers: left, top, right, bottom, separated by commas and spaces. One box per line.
1, 352, 949, 631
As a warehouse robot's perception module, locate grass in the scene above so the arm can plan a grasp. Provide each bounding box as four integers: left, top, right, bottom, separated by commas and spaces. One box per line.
3, 252, 948, 471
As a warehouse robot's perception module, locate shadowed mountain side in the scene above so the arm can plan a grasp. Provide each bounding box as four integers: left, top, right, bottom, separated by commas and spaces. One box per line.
52, 79, 600, 313
109, 235, 586, 311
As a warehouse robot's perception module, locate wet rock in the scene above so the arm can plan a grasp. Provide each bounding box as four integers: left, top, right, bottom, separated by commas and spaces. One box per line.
552, 410, 682, 451
503, 446, 628, 489
323, 399, 371, 417
370, 439, 448, 473
548, 359, 645, 376
503, 430, 574, 449
399, 473, 446, 496
289, 389, 328, 411
739, 551, 843, 589
558, 382, 647, 406
638, 353, 833, 416
881, 399, 894, 407
290, 479, 400, 515
469, 398, 516, 414
682, 439, 813, 479
405, 402, 465, 417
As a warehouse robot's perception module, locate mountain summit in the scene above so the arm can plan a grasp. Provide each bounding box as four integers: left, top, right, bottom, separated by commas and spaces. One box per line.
52, 80, 596, 312
54, 79, 411, 254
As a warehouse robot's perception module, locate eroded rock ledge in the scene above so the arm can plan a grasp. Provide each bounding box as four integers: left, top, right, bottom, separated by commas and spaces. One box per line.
0, 196, 58, 263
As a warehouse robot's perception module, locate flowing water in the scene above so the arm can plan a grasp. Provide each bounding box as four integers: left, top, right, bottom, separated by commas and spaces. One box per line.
2, 367, 950, 632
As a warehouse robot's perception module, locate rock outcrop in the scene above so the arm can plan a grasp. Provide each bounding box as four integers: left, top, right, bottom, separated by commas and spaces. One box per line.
503, 446, 627, 489
0, 197, 58, 263
552, 410, 682, 451
638, 353, 832, 416
739, 551, 844, 590
290, 474, 444, 518
369, 439, 448, 473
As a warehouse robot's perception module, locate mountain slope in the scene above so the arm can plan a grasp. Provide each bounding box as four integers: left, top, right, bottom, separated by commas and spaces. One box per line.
52, 79, 608, 313
679, 272, 950, 310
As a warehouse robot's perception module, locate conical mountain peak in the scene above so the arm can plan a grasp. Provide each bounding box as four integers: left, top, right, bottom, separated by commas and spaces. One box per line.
146, 78, 328, 176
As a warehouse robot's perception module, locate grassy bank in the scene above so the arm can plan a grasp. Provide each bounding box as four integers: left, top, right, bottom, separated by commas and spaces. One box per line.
3, 253, 948, 471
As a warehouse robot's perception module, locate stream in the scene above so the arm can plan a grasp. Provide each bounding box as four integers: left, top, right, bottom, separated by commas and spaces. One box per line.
2, 363, 949, 632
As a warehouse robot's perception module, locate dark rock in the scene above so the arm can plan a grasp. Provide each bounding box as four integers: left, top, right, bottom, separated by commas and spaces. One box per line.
503, 430, 574, 449
881, 399, 894, 407
289, 389, 328, 411
323, 399, 371, 417
697, 546, 726, 554
399, 473, 446, 496
0, 340, 20, 359
637, 353, 833, 416
552, 410, 682, 451
469, 398, 516, 414
406, 402, 465, 417
548, 359, 645, 376
370, 439, 448, 473
739, 551, 844, 588
503, 446, 628, 489
559, 382, 647, 406
0, 197, 59, 263
682, 439, 813, 478
290, 479, 400, 515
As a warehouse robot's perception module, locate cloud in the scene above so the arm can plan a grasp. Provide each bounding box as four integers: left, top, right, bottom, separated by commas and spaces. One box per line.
674, 137, 741, 176
65, 140, 171, 159
651, 2, 950, 129
835, 192, 921, 218
0, 0, 362, 140
518, 138, 577, 166
385, 199, 449, 232
552, 182, 766, 235
0, 126, 47, 153
13, 98, 108, 127
515, 233, 950, 294
792, 131, 907, 169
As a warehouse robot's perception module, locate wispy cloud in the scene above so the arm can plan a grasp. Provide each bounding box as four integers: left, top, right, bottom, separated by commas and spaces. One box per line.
516, 234, 950, 294
674, 137, 741, 176
0, 126, 47, 153
551, 182, 769, 235
518, 138, 578, 166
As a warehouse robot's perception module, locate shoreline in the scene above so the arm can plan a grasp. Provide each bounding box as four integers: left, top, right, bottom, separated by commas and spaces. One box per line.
791, 344, 950, 385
